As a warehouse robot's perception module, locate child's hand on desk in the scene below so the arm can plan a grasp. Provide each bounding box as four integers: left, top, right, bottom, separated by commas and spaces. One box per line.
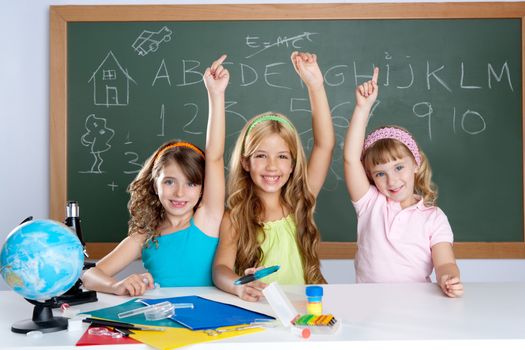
235, 267, 267, 302
438, 274, 464, 298
113, 272, 154, 297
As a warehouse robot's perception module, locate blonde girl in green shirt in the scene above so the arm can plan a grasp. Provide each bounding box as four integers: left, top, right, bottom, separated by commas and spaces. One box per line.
213, 51, 335, 301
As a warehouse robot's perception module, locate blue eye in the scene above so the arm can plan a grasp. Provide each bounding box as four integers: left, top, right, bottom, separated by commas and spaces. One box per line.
396, 165, 404, 171
375, 172, 385, 178
164, 179, 173, 185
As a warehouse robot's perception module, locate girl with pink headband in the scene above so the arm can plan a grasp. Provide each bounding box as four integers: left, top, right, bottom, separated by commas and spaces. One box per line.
82, 55, 229, 296
343, 67, 463, 298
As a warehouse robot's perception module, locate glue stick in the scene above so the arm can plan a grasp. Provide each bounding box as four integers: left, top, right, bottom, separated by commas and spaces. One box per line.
305, 286, 323, 315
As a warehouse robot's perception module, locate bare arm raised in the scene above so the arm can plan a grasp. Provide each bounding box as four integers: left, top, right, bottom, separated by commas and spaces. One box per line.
194, 54, 228, 236
291, 51, 335, 197
343, 67, 379, 202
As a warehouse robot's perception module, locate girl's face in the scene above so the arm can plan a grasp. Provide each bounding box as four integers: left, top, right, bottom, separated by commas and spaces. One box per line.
369, 155, 418, 208
155, 161, 202, 220
243, 133, 294, 196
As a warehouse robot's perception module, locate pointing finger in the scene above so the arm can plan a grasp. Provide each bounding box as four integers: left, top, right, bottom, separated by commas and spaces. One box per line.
372, 66, 379, 84
215, 54, 227, 66
210, 54, 227, 72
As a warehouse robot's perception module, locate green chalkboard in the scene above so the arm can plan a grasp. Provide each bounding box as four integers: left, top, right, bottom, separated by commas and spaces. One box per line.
61, 8, 524, 251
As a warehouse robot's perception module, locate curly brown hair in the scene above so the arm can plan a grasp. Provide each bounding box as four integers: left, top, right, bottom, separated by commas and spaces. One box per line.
227, 112, 326, 284
127, 140, 205, 245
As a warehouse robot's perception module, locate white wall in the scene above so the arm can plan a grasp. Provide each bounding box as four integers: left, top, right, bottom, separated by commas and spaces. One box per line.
1, 0, 524, 291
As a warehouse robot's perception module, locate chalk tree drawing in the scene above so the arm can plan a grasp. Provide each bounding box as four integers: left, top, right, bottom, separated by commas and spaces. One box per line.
88, 51, 136, 107
80, 114, 115, 174
132, 26, 172, 56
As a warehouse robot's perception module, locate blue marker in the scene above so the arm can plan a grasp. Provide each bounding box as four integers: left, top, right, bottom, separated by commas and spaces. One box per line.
233, 265, 280, 285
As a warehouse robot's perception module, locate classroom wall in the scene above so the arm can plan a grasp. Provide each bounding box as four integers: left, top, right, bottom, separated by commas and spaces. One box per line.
1, 0, 524, 291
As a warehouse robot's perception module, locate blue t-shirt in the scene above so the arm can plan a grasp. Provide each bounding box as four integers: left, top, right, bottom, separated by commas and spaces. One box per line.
141, 219, 218, 287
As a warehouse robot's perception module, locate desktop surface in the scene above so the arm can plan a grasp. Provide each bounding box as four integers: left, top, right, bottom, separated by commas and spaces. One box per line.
1, 283, 524, 349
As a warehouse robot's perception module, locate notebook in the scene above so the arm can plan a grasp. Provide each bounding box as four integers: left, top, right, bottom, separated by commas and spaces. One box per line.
83, 298, 182, 328
76, 325, 142, 346
141, 295, 274, 330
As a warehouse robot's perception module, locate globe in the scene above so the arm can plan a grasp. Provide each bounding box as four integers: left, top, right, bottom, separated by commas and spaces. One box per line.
0, 219, 84, 301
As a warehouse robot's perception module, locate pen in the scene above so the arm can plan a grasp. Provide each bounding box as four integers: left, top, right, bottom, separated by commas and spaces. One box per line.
113, 327, 133, 337
83, 317, 165, 331
234, 265, 280, 285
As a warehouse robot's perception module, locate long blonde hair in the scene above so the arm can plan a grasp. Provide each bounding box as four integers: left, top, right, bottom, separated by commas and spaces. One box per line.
127, 140, 205, 244
227, 112, 325, 284
362, 126, 437, 206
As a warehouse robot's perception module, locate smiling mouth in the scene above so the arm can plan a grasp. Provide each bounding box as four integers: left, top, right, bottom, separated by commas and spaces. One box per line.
262, 175, 280, 184
388, 186, 403, 194
169, 200, 187, 208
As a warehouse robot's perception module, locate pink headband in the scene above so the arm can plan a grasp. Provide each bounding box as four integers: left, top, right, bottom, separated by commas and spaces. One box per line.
363, 127, 421, 166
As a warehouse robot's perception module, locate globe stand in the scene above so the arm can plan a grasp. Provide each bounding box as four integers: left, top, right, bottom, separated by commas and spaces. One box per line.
49, 279, 98, 308
11, 298, 68, 334
48, 261, 98, 308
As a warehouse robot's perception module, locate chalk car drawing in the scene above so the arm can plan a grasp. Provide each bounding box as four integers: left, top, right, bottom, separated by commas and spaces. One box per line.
132, 26, 173, 56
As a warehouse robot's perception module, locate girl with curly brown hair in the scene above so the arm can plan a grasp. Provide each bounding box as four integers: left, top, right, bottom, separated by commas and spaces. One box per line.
81, 55, 229, 296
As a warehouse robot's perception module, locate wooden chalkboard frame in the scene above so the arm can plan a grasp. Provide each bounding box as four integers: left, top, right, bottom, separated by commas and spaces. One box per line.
50, 3, 525, 259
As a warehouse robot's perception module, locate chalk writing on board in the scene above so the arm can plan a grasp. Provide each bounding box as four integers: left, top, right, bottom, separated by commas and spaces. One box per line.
77, 36, 516, 192
182, 102, 203, 135
245, 32, 319, 59
89, 51, 137, 107
225, 101, 247, 138
132, 26, 172, 56
177, 60, 203, 87
123, 151, 143, 175
158, 104, 165, 136
152, 59, 171, 86
124, 132, 132, 145
107, 181, 118, 191
412, 102, 487, 140
341, 59, 514, 91
329, 101, 353, 128
79, 114, 115, 174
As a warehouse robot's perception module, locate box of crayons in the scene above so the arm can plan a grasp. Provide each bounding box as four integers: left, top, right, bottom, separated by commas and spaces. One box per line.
292, 314, 340, 334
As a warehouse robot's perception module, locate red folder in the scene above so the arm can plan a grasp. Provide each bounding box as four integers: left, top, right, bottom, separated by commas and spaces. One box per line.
76, 325, 141, 346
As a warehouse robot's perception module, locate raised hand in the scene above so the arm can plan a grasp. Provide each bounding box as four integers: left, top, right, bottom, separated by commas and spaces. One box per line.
291, 51, 324, 90
355, 67, 379, 110
204, 54, 230, 95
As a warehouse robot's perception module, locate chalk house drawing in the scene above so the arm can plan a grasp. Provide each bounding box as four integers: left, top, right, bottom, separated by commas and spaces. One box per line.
88, 51, 136, 107
80, 114, 115, 174
132, 26, 172, 56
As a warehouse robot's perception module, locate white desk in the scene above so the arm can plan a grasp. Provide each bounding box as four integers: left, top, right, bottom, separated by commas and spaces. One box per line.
1, 283, 525, 349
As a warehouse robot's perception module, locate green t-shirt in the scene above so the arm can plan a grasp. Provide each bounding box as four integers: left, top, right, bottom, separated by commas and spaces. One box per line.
258, 215, 305, 285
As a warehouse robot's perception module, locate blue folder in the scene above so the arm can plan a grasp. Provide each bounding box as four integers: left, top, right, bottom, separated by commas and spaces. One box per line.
141, 295, 274, 330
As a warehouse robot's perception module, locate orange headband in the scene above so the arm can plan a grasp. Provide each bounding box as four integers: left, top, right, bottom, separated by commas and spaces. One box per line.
155, 142, 205, 162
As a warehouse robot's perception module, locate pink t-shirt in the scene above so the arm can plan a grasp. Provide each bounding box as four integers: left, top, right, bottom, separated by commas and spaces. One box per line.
353, 186, 453, 283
